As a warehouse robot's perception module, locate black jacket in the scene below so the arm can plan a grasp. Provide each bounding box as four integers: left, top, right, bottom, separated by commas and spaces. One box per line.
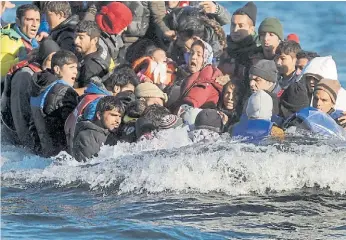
30, 70, 79, 157
77, 46, 111, 88
72, 120, 110, 162
50, 15, 79, 52
265, 90, 280, 116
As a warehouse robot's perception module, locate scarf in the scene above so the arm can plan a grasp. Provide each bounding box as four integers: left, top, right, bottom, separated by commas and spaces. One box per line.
14, 24, 39, 49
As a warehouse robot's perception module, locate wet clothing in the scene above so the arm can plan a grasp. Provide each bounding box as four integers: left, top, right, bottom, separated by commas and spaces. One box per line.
10, 66, 39, 149
77, 46, 112, 88
72, 120, 110, 162
30, 70, 78, 157
49, 15, 79, 52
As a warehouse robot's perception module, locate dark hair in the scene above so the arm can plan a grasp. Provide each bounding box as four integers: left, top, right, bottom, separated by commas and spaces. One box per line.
232, 10, 254, 26
96, 96, 125, 115
51, 50, 78, 69
145, 46, 162, 57
44, 1, 71, 18
16, 4, 40, 20
296, 50, 320, 61
275, 40, 302, 58
191, 39, 205, 50
142, 104, 171, 127
75, 20, 101, 39
103, 64, 139, 92
126, 99, 147, 118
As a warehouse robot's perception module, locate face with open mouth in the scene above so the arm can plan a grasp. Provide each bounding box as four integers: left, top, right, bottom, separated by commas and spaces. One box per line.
188, 44, 204, 73
56, 63, 78, 85
260, 32, 280, 52
19, 9, 40, 39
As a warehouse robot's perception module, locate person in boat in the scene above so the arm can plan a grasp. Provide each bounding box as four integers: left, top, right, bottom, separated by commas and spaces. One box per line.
29, 50, 79, 157
132, 46, 176, 90
217, 80, 241, 130
188, 108, 226, 142
43, 1, 79, 52
74, 20, 112, 95
95, 2, 133, 66
298, 56, 346, 111
1, 39, 60, 150
172, 39, 224, 112
72, 96, 125, 162
312, 79, 346, 128
258, 17, 283, 61
248, 59, 280, 115
135, 104, 183, 141
135, 82, 168, 108
295, 50, 319, 75
275, 40, 302, 90
0, 4, 40, 88
286, 33, 299, 44
230, 90, 285, 141
219, 2, 261, 86
64, 64, 139, 151
167, 6, 227, 66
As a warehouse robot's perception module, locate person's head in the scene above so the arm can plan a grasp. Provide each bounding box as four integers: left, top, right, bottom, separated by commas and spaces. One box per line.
103, 64, 139, 96
74, 20, 101, 55
313, 79, 341, 113
230, 1, 256, 42
96, 2, 133, 35
188, 39, 213, 73
258, 17, 283, 54
38, 39, 61, 70
146, 47, 167, 64
275, 40, 301, 76
15, 4, 40, 39
44, 1, 71, 29
135, 82, 168, 107
222, 80, 238, 111
286, 33, 299, 44
51, 50, 78, 85
249, 59, 278, 93
176, 17, 205, 52
195, 109, 224, 133
296, 50, 320, 75
246, 90, 273, 120
95, 96, 125, 132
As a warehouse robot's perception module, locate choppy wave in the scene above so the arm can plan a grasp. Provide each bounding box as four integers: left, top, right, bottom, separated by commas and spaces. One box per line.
2, 128, 346, 196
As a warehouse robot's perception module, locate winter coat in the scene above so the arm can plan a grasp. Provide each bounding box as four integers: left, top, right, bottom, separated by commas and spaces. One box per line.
77, 46, 112, 88
30, 70, 79, 157
50, 15, 79, 52
72, 120, 110, 162
178, 65, 223, 110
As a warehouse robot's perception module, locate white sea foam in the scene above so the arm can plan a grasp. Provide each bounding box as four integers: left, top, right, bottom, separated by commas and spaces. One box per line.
2, 128, 346, 195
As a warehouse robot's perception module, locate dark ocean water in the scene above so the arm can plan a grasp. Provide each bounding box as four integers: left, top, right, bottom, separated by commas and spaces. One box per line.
2, 2, 346, 240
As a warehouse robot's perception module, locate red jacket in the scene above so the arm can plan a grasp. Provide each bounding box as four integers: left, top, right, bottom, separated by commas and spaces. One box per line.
180, 65, 224, 108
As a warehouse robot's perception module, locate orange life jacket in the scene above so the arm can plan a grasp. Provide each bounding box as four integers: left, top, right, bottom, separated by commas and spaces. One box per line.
132, 56, 176, 87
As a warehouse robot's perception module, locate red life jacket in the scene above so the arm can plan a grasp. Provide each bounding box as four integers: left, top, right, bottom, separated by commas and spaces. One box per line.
64, 94, 105, 150
8, 59, 41, 76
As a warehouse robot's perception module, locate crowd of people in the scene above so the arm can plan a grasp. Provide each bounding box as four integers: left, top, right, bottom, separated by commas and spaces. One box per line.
1, 1, 346, 162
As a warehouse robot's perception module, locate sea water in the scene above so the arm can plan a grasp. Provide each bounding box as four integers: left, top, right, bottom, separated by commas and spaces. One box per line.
2, 2, 346, 240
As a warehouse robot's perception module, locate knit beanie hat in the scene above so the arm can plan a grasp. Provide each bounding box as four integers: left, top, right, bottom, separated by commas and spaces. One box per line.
279, 81, 310, 118
287, 33, 300, 43
95, 2, 133, 35
158, 114, 184, 129
315, 78, 341, 104
194, 109, 223, 133
259, 17, 284, 40
38, 39, 61, 63
246, 90, 273, 120
249, 59, 278, 83
135, 82, 168, 103
234, 1, 257, 26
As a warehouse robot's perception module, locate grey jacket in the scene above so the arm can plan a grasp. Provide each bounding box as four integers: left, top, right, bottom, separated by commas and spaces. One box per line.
72, 120, 110, 162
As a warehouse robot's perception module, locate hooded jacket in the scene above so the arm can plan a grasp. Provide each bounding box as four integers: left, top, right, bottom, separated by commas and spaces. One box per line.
300, 56, 346, 111
72, 120, 110, 162
50, 15, 79, 52
30, 70, 79, 156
